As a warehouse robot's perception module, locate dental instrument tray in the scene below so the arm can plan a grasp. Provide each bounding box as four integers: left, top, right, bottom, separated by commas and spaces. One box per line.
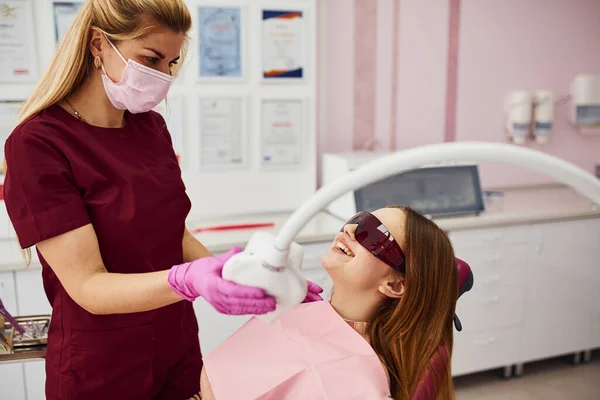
1, 315, 50, 359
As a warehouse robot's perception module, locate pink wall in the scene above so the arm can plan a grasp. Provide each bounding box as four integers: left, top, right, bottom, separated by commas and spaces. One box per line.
323, 0, 600, 188
456, 0, 600, 186
395, 0, 450, 150
324, 0, 355, 153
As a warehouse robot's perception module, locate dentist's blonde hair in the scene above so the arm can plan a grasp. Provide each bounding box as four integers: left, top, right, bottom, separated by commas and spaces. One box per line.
3, 0, 191, 262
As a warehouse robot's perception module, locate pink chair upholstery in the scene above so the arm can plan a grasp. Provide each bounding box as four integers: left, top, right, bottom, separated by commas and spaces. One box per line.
410, 257, 473, 400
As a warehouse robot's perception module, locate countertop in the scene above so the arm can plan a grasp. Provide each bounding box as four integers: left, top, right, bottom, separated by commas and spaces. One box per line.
1, 184, 599, 272
0, 349, 46, 364
187, 211, 343, 253
432, 184, 600, 231
188, 184, 600, 248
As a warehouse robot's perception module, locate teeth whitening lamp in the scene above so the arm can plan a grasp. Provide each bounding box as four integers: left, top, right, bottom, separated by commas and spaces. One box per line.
222, 142, 600, 320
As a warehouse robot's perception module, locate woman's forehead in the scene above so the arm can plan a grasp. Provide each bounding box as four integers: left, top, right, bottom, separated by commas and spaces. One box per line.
136, 28, 185, 57
372, 208, 406, 245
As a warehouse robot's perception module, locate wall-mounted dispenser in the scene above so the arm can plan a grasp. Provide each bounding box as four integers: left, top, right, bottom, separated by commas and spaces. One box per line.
572, 74, 600, 134
533, 91, 554, 143
505, 91, 533, 144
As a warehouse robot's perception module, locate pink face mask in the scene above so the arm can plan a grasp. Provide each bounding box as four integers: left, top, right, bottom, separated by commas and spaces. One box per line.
101, 37, 173, 114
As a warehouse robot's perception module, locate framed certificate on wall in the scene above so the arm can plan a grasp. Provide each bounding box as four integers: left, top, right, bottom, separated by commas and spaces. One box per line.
260, 98, 306, 169
52, 1, 83, 45
197, 6, 245, 82
198, 97, 248, 170
0, 0, 38, 82
261, 9, 306, 82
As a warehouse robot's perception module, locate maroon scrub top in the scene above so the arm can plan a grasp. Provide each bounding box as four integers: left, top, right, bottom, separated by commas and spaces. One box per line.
3, 105, 202, 400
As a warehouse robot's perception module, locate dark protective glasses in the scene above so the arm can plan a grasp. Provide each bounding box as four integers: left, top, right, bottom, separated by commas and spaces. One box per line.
341, 211, 406, 273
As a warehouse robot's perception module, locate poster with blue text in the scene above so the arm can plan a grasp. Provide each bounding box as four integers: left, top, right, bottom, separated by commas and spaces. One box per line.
52, 2, 83, 45
262, 10, 304, 81
198, 6, 242, 80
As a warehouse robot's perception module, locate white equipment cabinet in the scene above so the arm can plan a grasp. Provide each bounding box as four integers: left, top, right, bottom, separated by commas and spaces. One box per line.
450, 217, 600, 376
450, 224, 533, 376
522, 219, 600, 362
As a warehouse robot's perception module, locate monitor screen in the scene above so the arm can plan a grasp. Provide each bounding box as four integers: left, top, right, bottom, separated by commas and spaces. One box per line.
353, 165, 485, 216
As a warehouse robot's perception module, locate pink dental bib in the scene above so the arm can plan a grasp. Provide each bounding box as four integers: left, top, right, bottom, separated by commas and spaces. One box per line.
203, 301, 391, 399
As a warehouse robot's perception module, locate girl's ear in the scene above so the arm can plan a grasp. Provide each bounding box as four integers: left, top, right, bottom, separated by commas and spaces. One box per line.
378, 275, 404, 299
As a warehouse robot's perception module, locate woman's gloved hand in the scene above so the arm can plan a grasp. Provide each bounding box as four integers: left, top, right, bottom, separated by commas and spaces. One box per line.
168, 247, 277, 315
303, 280, 324, 303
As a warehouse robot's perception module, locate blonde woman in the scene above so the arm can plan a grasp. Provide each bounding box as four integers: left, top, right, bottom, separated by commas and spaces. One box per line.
2, 1, 322, 398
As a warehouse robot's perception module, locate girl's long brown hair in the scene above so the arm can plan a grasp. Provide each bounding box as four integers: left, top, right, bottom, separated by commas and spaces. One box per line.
369, 206, 458, 399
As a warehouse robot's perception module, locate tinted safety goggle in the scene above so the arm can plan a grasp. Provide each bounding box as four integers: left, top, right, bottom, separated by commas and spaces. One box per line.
341, 211, 406, 274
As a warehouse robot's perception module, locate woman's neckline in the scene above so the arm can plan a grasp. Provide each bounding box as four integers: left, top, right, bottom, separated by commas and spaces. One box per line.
334, 300, 371, 340
49, 103, 132, 132
344, 319, 370, 341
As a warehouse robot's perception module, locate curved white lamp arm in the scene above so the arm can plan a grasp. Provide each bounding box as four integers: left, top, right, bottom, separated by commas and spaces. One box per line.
274, 141, 600, 258
223, 141, 600, 320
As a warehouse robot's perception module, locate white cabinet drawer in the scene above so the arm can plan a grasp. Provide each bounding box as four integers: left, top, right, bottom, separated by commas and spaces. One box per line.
522, 273, 595, 362
456, 285, 525, 332
454, 243, 530, 288
450, 225, 533, 250
24, 360, 46, 400
452, 327, 521, 376
530, 222, 600, 282
0, 363, 26, 399
535, 219, 600, 250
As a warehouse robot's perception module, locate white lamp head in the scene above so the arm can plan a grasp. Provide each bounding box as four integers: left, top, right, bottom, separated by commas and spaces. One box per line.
221, 231, 306, 321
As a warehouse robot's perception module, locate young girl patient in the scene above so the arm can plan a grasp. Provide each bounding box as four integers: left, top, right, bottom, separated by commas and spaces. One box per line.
200, 206, 459, 399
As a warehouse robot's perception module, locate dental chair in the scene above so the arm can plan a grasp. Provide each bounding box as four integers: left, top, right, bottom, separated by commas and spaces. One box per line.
411, 258, 474, 400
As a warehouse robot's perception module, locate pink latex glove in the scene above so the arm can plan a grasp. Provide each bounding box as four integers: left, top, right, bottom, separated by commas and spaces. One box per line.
168, 247, 277, 315
303, 280, 324, 303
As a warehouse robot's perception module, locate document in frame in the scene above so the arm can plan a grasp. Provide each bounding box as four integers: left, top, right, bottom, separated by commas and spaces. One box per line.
52, 1, 83, 45
198, 7, 243, 80
0, 0, 38, 82
261, 10, 304, 81
261, 99, 304, 168
153, 97, 184, 162
199, 98, 245, 169
0, 100, 22, 160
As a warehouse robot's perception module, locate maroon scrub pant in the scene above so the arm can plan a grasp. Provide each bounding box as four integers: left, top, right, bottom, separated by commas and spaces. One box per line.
45, 302, 202, 400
